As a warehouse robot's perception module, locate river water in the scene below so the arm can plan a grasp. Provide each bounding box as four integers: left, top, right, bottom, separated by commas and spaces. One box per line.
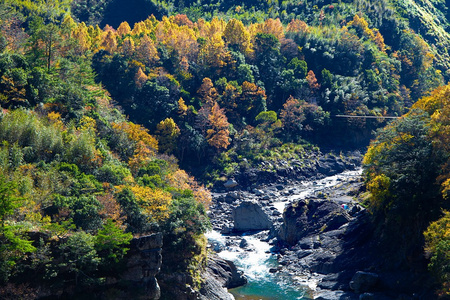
206, 169, 362, 300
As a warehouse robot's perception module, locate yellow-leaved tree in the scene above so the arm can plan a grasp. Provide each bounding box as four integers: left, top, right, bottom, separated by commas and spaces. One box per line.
155, 118, 181, 154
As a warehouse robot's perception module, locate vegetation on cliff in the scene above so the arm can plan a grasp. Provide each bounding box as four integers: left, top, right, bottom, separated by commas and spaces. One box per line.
363, 84, 450, 296
2, 0, 450, 298
0, 2, 211, 298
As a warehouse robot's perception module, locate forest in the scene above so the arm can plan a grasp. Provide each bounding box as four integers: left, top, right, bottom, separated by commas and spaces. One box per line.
1, 0, 450, 298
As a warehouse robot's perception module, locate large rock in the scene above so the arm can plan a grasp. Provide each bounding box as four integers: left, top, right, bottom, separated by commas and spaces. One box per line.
199, 255, 247, 300
278, 198, 351, 245
317, 155, 346, 176
349, 271, 379, 293
120, 233, 163, 299
223, 179, 238, 188
233, 200, 273, 231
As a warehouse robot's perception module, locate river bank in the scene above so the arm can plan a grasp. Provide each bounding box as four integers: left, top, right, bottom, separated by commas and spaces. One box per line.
206, 152, 437, 299
207, 165, 364, 299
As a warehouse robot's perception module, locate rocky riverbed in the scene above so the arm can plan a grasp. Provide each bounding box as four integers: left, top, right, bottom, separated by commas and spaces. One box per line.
206, 152, 437, 300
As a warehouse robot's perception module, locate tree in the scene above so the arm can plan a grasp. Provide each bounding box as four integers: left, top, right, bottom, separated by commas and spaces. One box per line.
133, 78, 178, 128
155, 118, 181, 154
0, 175, 35, 282
253, 33, 282, 98
306, 70, 320, 92
116, 188, 147, 234
0, 175, 21, 228
197, 77, 218, 105
28, 17, 62, 72
223, 19, 252, 55
117, 21, 131, 36
280, 96, 306, 138
198, 31, 230, 71
134, 67, 147, 89
288, 58, 307, 79
59, 232, 100, 285
238, 81, 267, 123
258, 18, 284, 41
206, 102, 230, 150
135, 34, 159, 67
363, 112, 445, 251
95, 219, 132, 266
121, 37, 135, 57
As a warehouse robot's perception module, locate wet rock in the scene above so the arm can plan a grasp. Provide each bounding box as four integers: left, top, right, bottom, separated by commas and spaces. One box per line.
315, 290, 358, 300
220, 226, 233, 234
200, 255, 247, 300
233, 201, 273, 231
317, 155, 346, 176
239, 238, 249, 249
275, 184, 285, 190
297, 249, 313, 259
227, 191, 241, 200
253, 189, 264, 196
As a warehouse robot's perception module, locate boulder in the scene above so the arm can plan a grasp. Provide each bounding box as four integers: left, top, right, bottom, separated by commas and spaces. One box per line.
201, 255, 247, 290
349, 271, 379, 293
200, 256, 242, 300
317, 155, 346, 176
233, 201, 272, 231
278, 198, 351, 245
223, 179, 238, 188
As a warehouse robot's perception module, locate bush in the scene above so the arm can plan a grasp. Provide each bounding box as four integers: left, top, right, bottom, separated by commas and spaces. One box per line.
95, 163, 131, 185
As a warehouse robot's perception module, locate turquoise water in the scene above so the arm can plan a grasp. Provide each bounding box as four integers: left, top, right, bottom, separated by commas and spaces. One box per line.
207, 231, 309, 300
207, 169, 363, 299
229, 269, 309, 300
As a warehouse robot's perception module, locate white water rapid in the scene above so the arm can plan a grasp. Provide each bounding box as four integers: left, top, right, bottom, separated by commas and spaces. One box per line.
206, 169, 363, 300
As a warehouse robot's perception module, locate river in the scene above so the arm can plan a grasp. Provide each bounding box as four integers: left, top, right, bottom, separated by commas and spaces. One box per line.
206, 169, 362, 300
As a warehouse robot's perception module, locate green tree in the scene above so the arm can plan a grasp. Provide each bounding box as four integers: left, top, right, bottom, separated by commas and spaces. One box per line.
363, 112, 446, 256
59, 231, 100, 286
0, 175, 35, 282
95, 219, 132, 267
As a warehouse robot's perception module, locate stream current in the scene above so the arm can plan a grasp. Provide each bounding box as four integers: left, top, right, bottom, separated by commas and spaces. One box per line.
206, 169, 362, 300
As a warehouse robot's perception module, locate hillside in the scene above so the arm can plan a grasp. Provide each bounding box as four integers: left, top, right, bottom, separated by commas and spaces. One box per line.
1, 0, 450, 298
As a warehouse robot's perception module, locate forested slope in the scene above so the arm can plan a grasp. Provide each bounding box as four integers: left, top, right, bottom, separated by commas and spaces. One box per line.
1, 0, 450, 298
70, 0, 445, 181
363, 83, 450, 297
0, 2, 210, 298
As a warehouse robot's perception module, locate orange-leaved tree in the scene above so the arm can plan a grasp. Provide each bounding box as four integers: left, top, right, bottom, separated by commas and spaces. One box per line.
206, 102, 230, 150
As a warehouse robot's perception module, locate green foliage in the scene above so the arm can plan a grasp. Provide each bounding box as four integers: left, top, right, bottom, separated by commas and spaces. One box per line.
52, 195, 103, 231
59, 231, 100, 285
363, 85, 450, 276
424, 211, 450, 295
0, 175, 21, 227
96, 163, 131, 185
3, 0, 450, 296
116, 188, 147, 233
255, 111, 277, 124
95, 219, 132, 265
364, 113, 443, 227
0, 174, 35, 282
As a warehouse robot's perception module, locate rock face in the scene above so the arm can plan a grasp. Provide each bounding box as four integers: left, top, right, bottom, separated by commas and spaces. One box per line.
233, 200, 273, 231
121, 233, 163, 300
278, 198, 351, 245
316, 155, 347, 176
349, 271, 379, 293
199, 255, 247, 300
